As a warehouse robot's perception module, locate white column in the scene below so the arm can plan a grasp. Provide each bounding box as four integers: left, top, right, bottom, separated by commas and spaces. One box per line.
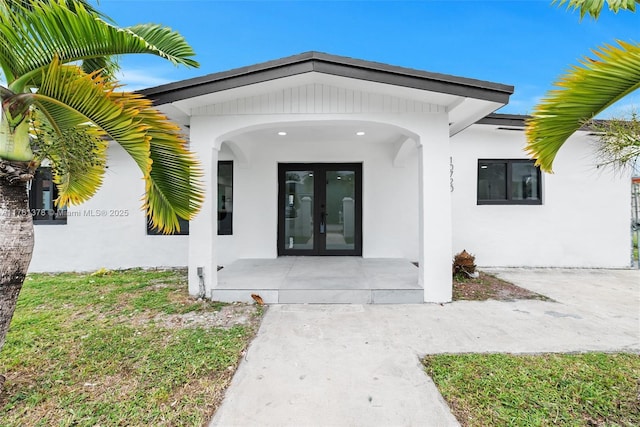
417, 116, 452, 303
188, 145, 219, 298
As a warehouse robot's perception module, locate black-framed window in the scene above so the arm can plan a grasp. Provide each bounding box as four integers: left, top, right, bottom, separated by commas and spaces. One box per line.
218, 161, 233, 235
477, 159, 542, 205
147, 216, 189, 235
146, 161, 233, 235
29, 167, 67, 224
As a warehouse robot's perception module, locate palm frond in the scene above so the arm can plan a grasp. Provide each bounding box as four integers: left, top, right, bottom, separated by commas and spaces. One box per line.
81, 56, 121, 80
0, 0, 108, 19
525, 40, 640, 172
0, 0, 198, 89
126, 24, 199, 69
31, 114, 109, 206
553, 0, 639, 19
53, 139, 108, 207
26, 58, 203, 232
32, 60, 150, 171
139, 109, 204, 231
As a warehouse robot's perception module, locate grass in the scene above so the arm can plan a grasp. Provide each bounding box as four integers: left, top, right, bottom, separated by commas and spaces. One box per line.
0, 269, 263, 426
423, 352, 640, 426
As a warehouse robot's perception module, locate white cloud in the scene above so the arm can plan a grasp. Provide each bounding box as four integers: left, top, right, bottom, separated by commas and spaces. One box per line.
115, 68, 173, 91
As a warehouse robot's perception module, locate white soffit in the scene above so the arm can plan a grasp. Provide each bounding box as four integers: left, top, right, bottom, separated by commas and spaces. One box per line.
170, 71, 461, 114
448, 98, 506, 136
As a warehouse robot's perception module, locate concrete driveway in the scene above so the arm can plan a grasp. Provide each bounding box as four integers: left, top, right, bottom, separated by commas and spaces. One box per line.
210, 268, 640, 427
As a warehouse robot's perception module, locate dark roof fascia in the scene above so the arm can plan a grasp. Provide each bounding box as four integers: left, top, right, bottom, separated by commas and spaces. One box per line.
139, 51, 514, 106
476, 113, 529, 127
477, 113, 602, 131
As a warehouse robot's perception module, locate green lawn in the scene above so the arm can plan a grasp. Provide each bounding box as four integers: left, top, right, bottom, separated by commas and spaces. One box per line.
0, 269, 263, 426
423, 353, 640, 426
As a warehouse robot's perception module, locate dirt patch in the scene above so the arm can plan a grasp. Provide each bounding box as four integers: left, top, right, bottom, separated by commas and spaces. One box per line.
453, 271, 552, 301
153, 303, 262, 329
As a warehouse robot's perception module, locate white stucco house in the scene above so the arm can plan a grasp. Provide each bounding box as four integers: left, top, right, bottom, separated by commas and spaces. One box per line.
28, 52, 631, 303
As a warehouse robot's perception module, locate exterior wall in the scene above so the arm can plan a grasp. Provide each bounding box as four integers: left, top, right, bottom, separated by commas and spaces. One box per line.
27, 121, 631, 274
216, 130, 420, 265
451, 125, 630, 268
29, 143, 188, 272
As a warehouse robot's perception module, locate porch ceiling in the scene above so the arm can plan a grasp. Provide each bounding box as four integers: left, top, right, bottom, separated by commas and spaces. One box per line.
230, 120, 405, 146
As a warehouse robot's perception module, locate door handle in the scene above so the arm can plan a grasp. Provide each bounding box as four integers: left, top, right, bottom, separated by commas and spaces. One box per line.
320, 211, 326, 234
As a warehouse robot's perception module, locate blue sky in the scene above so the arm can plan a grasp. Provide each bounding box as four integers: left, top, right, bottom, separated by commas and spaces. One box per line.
99, 0, 639, 116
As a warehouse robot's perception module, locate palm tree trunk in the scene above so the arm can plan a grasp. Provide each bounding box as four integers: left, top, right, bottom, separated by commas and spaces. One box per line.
0, 161, 34, 352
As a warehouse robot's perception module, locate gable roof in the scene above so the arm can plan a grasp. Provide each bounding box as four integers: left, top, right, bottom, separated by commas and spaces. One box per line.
140, 51, 514, 106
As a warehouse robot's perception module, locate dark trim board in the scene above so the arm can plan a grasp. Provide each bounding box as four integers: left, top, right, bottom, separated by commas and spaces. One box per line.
140, 51, 514, 106
477, 113, 528, 127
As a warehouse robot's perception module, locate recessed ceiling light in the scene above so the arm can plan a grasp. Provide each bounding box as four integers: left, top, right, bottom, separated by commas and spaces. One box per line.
356, 131, 365, 136
278, 131, 287, 136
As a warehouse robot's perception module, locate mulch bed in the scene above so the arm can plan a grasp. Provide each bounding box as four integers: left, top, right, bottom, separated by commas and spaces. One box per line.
453, 271, 552, 301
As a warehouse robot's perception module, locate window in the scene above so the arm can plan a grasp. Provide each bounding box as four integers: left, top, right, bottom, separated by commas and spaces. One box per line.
218, 161, 233, 235
146, 161, 233, 235
29, 167, 67, 223
477, 159, 541, 205
147, 216, 189, 235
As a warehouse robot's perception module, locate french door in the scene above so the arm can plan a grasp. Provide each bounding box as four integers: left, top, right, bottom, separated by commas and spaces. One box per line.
278, 163, 362, 256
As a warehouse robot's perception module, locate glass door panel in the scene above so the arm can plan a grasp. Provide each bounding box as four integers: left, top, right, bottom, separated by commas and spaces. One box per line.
323, 170, 356, 251
283, 170, 314, 251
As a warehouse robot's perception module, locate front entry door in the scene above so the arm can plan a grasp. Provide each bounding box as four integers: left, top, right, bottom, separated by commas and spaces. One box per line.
278, 163, 362, 255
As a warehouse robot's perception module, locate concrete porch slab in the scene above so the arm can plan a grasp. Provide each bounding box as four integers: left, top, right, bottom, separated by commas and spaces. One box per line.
213, 257, 422, 304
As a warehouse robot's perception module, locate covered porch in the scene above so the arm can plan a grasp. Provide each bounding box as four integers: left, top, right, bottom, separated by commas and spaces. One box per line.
213, 257, 422, 304
142, 52, 513, 303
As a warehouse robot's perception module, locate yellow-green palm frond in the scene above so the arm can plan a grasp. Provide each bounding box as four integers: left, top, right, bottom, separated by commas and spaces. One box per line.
137, 108, 204, 233
33, 58, 151, 172
126, 24, 199, 68
23, 57, 202, 232
0, 0, 108, 19
0, 0, 198, 88
525, 40, 640, 172
31, 116, 109, 206
81, 56, 120, 81
553, 0, 639, 19
52, 135, 108, 207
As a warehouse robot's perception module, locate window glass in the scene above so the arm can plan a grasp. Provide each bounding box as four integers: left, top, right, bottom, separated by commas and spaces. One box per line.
511, 162, 539, 201
218, 161, 233, 235
478, 162, 506, 200
29, 168, 67, 223
147, 216, 189, 235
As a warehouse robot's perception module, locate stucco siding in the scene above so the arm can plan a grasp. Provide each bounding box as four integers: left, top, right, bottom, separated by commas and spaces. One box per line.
29, 143, 188, 272
451, 125, 630, 268
27, 123, 630, 273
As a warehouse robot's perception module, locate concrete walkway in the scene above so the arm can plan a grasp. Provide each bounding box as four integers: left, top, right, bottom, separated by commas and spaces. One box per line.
210, 268, 640, 427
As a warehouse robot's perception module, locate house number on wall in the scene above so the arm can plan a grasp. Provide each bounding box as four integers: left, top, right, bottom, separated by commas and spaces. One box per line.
449, 156, 454, 193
